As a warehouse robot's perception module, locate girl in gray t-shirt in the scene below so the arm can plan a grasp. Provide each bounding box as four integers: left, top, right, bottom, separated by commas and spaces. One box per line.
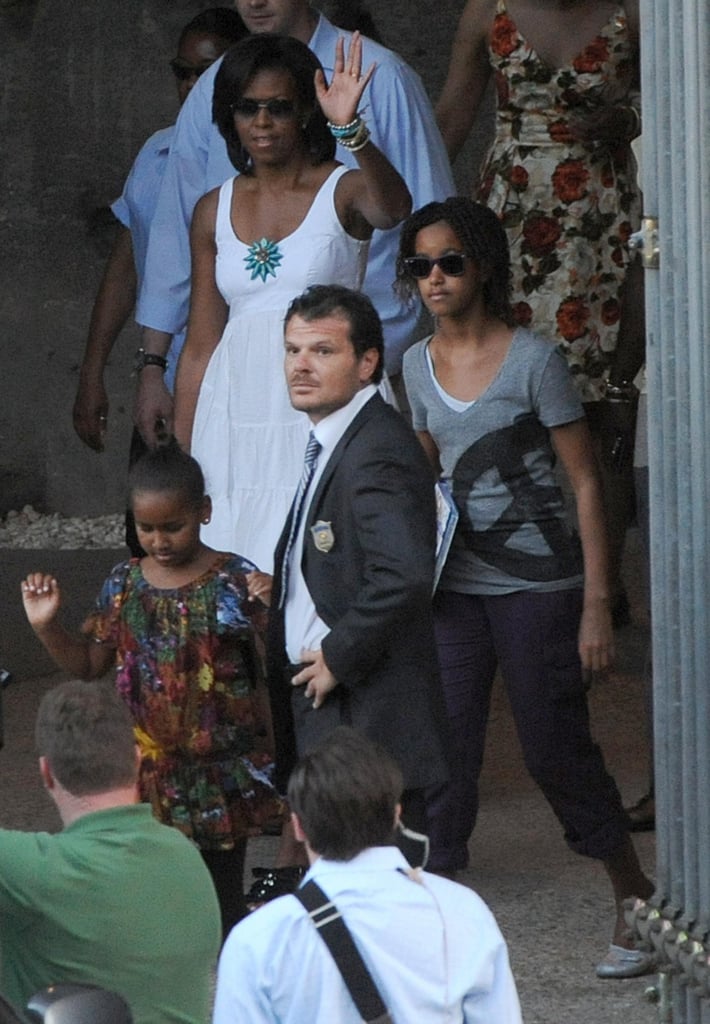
396, 198, 653, 980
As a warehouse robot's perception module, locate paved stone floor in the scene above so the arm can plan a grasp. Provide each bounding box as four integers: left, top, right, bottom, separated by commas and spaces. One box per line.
1, 533, 657, 1024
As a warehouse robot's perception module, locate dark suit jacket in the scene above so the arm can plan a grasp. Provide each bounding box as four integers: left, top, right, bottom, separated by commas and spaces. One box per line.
267, 393, 449, 791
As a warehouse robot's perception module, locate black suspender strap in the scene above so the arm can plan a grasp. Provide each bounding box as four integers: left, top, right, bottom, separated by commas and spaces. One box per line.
295, 880, 394, 1024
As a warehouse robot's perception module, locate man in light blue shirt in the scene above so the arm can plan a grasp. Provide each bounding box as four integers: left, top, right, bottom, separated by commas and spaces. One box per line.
73, 9, 248, 454
110, 127, 181, 388
135, 1, 455, 445
213, 727, 522, 1024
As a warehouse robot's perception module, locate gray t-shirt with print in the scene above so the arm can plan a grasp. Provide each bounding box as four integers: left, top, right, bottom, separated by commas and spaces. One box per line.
403, 328, 585, 594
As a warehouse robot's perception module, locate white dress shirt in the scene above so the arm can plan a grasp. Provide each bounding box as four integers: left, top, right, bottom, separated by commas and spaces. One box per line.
213, 845, 522, 1024
285, 385, 377, 663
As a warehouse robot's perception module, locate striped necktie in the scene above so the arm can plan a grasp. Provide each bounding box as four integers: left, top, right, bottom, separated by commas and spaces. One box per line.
279, 431, 322, 608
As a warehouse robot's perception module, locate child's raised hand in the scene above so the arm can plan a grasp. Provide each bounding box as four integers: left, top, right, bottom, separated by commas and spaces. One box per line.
246, 571, 273, 608
21, 573, 61, 629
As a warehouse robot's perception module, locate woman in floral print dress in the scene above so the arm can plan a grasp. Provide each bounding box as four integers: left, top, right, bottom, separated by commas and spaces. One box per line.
437, 0, 641, 400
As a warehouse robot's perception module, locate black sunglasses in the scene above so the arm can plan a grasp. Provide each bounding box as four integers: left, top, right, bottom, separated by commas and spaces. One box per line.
231, 98, 297, 120
169, 59, 211, 82
403, 253, 469, 279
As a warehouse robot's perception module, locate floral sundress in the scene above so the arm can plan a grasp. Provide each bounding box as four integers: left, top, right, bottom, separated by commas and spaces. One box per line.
478, 0, 640, 401
83, 554, 282, 850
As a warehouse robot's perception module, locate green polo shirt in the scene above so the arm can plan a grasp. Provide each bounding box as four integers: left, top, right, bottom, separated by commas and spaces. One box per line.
0, 804, 220, 1023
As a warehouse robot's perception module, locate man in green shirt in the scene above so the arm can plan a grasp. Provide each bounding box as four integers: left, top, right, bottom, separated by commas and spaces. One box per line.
0, 680, 221, 1023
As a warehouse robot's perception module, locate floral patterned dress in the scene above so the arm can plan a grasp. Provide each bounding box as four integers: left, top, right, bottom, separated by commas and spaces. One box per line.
478, 0, 640, 401
83, 554, 282, 850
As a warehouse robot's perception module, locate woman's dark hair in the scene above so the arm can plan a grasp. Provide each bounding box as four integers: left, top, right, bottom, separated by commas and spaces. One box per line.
284, 284, 384, 384
127, 438, 206, 511
178, 7, 248, 48
395, 197, 515, 325
212, 34, 335, 173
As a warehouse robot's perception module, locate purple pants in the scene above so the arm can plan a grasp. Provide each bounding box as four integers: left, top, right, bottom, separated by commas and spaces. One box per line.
427, 588, 628, 872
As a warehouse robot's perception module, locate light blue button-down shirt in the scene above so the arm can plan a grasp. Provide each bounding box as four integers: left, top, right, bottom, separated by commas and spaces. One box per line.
213, 846, 522, 1024
111, 125, 184, 391
136, 15, 455, 374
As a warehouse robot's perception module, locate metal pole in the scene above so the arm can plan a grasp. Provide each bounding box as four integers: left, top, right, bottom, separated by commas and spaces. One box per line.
633, 0, 710, 1019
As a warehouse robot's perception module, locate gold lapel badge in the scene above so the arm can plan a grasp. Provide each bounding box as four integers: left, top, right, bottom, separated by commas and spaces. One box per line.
311, 520, 335, 553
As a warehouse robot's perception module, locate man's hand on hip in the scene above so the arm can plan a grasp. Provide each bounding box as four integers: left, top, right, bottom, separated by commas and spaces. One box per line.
292, 650, 338, 709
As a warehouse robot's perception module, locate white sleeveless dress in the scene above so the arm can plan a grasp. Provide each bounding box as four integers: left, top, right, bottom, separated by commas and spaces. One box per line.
192, 166, 369, 572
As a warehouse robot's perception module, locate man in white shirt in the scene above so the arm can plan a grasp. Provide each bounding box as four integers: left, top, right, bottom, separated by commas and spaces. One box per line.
213, 726, 522, 1024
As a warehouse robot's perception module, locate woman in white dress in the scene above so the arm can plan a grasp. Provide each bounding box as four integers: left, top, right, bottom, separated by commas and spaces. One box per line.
174, 32, 411, 572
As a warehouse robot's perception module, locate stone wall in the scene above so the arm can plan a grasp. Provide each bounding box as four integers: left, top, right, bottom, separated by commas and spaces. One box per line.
0, 0, 489, 515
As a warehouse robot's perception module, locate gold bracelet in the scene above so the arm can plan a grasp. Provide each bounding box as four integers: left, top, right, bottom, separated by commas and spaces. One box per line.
338, 122, 371, 152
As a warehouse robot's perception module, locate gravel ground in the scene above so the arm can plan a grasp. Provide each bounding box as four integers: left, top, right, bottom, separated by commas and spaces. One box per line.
0, 507, 124, 549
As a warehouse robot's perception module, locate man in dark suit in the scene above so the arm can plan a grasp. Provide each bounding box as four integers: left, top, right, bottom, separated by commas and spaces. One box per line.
267, 284, 448, 833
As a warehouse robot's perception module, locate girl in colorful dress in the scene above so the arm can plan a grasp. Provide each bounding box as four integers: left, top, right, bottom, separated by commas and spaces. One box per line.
21, 441, 280, 935
397, 197, 653, 978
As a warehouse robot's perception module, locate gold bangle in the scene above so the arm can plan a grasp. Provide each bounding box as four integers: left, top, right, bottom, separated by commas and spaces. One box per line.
338, 122, 370, 152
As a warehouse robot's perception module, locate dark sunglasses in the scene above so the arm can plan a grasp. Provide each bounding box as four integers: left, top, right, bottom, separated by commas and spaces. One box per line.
403, 253, 469, 279
169, 59, 210, 82
231, 98, 297, 120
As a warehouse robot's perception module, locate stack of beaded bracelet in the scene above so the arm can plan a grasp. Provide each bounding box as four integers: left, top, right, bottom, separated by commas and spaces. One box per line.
327, 115, 371, 152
